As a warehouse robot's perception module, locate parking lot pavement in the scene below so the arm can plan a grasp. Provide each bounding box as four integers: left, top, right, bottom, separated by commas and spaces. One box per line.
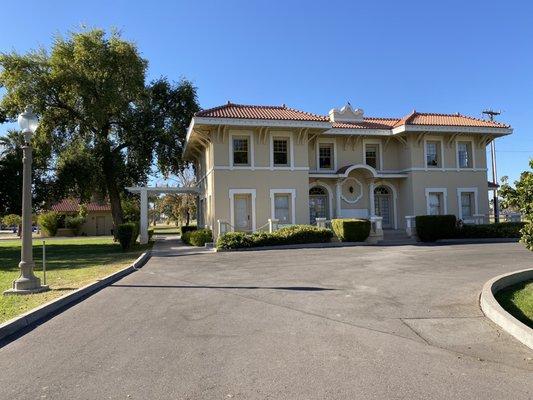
0, 240, 531, 399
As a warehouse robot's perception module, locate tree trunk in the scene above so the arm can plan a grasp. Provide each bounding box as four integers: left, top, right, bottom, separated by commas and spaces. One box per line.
101, 149, 124, 234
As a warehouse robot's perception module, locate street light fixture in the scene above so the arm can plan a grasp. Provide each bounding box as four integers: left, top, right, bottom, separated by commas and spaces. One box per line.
4, 107, 48, 295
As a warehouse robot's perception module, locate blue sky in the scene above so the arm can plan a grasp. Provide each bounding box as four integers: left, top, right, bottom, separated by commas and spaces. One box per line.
1, 0, 531, 183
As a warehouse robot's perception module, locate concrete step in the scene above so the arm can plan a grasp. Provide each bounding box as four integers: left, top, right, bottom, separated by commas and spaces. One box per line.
378, 229, 417, 246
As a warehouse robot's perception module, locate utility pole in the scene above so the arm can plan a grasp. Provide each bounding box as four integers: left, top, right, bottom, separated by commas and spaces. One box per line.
482, 109, 501, 223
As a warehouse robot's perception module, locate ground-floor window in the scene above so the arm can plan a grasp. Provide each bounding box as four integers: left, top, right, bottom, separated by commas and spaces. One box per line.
428, 193, 443, 215
309, 186, 329, 224
274, 193, 291, 223
461, 192, 474, 219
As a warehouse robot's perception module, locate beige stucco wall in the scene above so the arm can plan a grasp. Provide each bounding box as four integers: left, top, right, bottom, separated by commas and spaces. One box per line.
79, 211, 114, 236
193, 126, 493, 235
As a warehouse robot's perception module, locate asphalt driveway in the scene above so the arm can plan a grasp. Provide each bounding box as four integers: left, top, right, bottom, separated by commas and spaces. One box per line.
1, 239, 532, 399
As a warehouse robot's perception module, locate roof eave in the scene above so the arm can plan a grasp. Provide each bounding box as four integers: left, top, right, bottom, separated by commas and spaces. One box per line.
392, 124, 512, 136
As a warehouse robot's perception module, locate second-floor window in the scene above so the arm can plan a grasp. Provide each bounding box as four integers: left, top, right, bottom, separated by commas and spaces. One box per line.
426, 141, 439, 167
273, 138, 289, 166
233, 137, 249, 166
319, 143, 334, 170
457, 141, 472, 168
365, 144, 379, 169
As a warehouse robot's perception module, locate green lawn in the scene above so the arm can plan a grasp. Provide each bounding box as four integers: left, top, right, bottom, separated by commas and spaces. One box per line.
495, 280, 533, 328
153, 225, 181, 235
0, 237, 150, 324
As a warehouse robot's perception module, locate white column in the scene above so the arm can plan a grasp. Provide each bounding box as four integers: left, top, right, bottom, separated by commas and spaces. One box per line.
369, 182, 376, 216
140, 188, 148, 245
335, 180, 342, 218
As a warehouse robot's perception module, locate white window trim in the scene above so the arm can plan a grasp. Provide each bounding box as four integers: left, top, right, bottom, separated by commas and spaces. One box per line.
423, 138, 445, 171
425, 187, 448, 215
309, 181, 334, 220
455, 139, 475, 170
316, 138, 337, 172
363, 139, 383, 171
270, 189, 296, 224
229, 189, 256, 231
229, 131, 255, 170
456, 187, 479, 222
269, 131, 294, 170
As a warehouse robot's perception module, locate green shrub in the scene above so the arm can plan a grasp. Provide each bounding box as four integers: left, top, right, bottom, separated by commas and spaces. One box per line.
2, 214, 21, 228
274, 225, 333, 244
456, 222, 525, 239
148, 228, 154, 241
64, 215, 85, 235
415, 215, 457, 242
331, 219, 371, 242
117, 222, 136, 250
181, 230, 191, 245
520, 222, 533, 251
188, 229, 213, 246
38, 211, 61, 237
181, 225, 197, 235
216, 225, 333, 250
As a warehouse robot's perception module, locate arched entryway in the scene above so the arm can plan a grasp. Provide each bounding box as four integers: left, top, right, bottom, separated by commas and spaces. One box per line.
374, 186, 394, 229
309, 186, 330, 224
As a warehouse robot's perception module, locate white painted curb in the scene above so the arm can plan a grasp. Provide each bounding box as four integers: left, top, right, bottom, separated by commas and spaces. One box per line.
0, 251, 151, 342
480, 267, 533, 350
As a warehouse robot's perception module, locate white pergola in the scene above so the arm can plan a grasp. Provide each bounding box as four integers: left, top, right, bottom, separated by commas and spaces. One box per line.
126, 186, 200, 244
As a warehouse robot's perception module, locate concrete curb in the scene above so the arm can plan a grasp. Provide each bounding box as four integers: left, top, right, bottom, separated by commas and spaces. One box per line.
215, 241, 371, 252
0, 250, 151, 342
480, 267, 533, 350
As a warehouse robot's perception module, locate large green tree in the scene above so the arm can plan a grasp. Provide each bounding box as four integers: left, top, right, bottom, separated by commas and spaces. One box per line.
0, 29, 199, 227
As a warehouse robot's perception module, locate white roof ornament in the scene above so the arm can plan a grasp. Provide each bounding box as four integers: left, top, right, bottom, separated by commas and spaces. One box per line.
329, 103, 364, 123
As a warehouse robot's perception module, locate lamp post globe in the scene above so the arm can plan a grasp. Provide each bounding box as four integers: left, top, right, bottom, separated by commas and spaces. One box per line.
4, 107, 48, 295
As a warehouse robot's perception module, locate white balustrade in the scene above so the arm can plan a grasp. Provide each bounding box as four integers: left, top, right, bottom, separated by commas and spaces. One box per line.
315, 217, 327, 229
268, 218, 279, 233
405, 215, 417, 237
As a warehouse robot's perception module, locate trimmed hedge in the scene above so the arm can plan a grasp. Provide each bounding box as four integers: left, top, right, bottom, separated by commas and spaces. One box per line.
216, 225, 333, 250
415, 215, 457, 242
331, 219, 371, 242
456, 222, 525, 239
181, 225, 197, 235
189, 229, 213, 246
117, 222, 136, 250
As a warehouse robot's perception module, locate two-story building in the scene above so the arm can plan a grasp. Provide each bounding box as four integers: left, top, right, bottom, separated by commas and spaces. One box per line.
183, 102, 512, 238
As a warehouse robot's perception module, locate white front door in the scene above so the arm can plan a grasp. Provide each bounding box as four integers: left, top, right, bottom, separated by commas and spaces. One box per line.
234, 194, 252, 231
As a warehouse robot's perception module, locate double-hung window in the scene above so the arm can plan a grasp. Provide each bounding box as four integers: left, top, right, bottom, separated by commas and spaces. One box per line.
461, 192, 474, 219
274, 194, 290, 223
426, 141, 439, 167
273, 138, 289, 166
318, 143, 334, 170
428, 193, 443, 215
457, 141, 472, 168
365, 144, 379, 169
233, 136, 249, 166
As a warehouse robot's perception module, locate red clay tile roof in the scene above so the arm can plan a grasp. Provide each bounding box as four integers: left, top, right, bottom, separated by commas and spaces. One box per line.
195, 102, 328, 122
393, 111, 509, 128
195, 103, 510, 129
333, 118, 399, 130
51, 198, 111, 213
